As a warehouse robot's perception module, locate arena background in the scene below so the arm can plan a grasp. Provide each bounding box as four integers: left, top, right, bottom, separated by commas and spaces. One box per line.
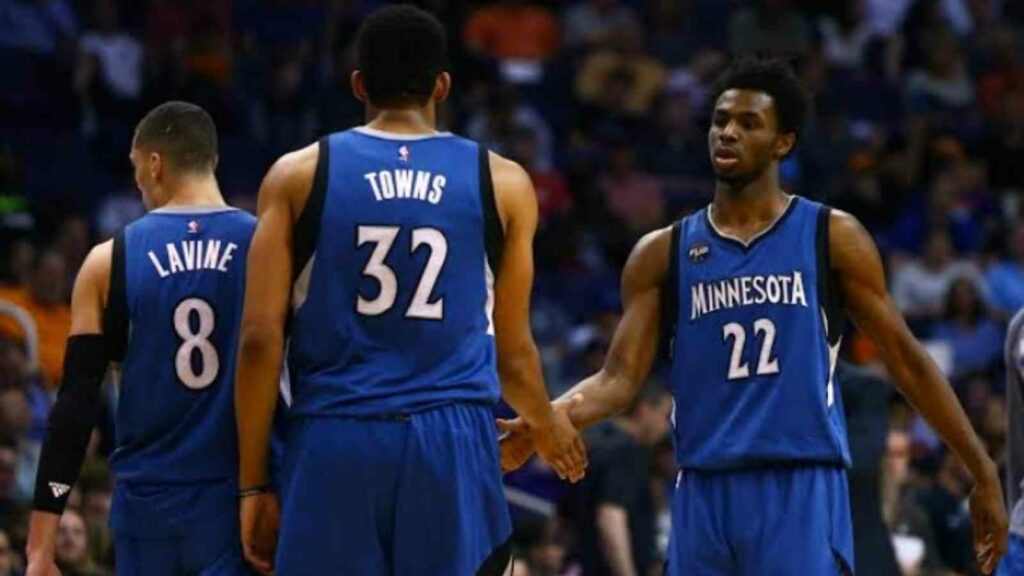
1, 0, 1023, 574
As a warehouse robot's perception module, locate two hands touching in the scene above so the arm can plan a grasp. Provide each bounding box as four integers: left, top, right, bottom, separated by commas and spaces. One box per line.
498, 394, 586, 480
237, 395, 587, 575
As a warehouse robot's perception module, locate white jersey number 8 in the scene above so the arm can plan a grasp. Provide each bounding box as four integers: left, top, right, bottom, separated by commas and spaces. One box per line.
173, 297, 219, 390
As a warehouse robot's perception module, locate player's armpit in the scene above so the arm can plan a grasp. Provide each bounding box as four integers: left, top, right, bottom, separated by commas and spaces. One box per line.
557, 226, 671, 431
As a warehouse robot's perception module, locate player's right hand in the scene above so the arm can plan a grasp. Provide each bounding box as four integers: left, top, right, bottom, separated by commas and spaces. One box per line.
530, 394, 587, 483
240, 492, 280, 575
25, 556, 60, 576
969, 463, 1009, 574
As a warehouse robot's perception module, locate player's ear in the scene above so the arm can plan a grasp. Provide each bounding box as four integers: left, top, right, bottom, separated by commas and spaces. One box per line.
149, 152, 162, 182
351, 70, 369, 103
434, 72, 451, 104
774, 132, 796, 160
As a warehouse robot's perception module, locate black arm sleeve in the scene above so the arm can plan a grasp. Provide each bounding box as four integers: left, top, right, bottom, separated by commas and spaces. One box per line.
32, 334, 109, 514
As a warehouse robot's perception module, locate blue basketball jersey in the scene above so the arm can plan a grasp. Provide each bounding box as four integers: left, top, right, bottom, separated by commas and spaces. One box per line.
669, 196, 851, 469
110, 206, 255, 484
284, 128, 502, 417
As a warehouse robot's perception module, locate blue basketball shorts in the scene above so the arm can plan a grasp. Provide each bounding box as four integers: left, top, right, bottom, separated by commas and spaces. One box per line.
275, 402, 513, 575
111, 480, 254, 576
667, 464, 854, 576
998, 533, 1024, 575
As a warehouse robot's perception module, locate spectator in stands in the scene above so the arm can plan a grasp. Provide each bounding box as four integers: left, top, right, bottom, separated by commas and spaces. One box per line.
3, 240, 33, 290
882, 430, 945, 576
891, 229, 983, 332
904, 26, 975, 125
0, 528, 18, 576
464, 85, 554, 170
639, 89, 707, 179
74, 0, 143, 149
55, 509, 107, 576
53, 216, 89, 285
570, 383, 672, 576
0, 251, 70, 389
643, 0, 700, 68
507, 126, 572, 224
248, 43, 317, 155
984, 87, 1024, 196
563, 0, 639, 52
575, 23, 666, 118
0, 0, 78, 129
985, 220, 1024, 316
0, 438, 25, 536
932, 277, 1004, 380
916, 450, 977, 574
78, 463, 113, 570
727, 0, 811, 58
513, 517, 577, 576
463, 0, 560, 63
818, 0, 880, 71
596, 143, 664, 236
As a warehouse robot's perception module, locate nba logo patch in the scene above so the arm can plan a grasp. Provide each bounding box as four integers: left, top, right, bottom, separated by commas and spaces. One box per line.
688, 242, 710, 263
187, 220, 201, 234
398, 145, 410, 163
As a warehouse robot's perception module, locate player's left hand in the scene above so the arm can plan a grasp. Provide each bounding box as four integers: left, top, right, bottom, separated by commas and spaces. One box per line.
969, 463, 1009, 574
497, 417, 533, 473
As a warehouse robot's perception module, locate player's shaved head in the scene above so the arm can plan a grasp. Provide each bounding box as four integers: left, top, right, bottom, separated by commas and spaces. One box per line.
133, 101, 218, 173
354, 5, 448, 108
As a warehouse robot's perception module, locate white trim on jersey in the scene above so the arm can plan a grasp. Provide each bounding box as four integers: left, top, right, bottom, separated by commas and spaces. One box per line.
485, 257, 496, 336
706, 195, 796, 247
292, 254, 315, 311
353, 126, 454, 141
151, 206, 240, 215
279, 341, 293, 408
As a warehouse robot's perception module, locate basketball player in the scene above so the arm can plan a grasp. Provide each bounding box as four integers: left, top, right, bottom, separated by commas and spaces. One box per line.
234, 6, 586, 575
500, 58, 1008, 575
25, 102, 257, 575
1001, 307, 1024, 575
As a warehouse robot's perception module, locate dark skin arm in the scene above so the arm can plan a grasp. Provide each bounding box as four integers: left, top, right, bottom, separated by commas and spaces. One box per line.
499, 227, 670, 471
235, 143, 317, 574
490, 152, 587, 481
830, 210, 1008, 574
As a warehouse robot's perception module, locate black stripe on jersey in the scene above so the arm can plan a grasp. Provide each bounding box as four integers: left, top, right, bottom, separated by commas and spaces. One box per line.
478, 145, 504, 277
661, 221, 682, 358
103, 230, 128, 363
815, 205, 844, 346
291, 137, 330, 284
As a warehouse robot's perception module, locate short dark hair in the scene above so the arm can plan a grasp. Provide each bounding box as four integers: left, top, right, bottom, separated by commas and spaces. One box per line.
355, 5, 447, 108
709, 57, 810, 136
134, 101, 218, 172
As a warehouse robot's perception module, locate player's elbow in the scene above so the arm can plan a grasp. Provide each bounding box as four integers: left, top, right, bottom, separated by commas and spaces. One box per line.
238, 319, 283, 358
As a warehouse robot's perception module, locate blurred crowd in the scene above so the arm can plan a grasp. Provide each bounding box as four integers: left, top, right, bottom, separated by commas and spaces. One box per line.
1, 0, 1024, 574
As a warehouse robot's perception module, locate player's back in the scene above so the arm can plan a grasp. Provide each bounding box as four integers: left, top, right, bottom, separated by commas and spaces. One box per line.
285, 128, 501, 417
109, 206, 255, 484
669, 196, 851, 469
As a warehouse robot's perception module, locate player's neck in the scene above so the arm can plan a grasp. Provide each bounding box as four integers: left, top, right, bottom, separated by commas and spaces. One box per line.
156, 175, 226, 210
710, 174, 790, 236
364, 108, 437, 136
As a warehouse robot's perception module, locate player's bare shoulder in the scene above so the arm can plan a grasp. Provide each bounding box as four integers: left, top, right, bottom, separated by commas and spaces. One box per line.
827, 208, 879, 275
623, 225, 674, 295
77, 240, 114, 299
487, 150, 535, 227
259, 142, 321, 218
